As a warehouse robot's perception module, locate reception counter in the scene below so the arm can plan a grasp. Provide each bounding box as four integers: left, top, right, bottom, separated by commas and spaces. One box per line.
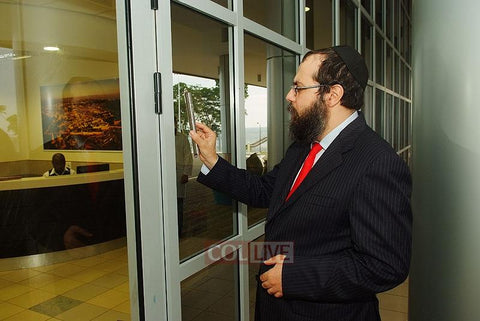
0, 169, 126, 258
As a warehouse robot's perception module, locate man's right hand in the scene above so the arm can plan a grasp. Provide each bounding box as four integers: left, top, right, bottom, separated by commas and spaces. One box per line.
189, 122, 218, 169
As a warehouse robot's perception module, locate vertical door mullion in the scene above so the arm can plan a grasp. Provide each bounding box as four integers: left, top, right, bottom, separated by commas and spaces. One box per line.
155, 1, 182, 320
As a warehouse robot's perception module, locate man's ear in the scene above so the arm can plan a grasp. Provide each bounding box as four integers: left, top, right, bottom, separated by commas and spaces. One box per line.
324, 84, 344, 107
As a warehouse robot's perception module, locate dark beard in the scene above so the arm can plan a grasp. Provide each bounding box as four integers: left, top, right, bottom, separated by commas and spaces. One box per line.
288, 99, 328, 144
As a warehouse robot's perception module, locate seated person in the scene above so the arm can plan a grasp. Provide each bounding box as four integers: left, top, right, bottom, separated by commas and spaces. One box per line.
43, 153, 76, 177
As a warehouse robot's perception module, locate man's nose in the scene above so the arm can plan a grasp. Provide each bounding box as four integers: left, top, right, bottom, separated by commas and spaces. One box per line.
286, 88, 295, 102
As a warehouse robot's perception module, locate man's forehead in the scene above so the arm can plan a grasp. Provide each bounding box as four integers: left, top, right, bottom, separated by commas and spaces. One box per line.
295, 54, 325, 83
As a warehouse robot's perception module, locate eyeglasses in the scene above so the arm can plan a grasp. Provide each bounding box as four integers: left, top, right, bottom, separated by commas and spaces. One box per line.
290, 84, 328, 96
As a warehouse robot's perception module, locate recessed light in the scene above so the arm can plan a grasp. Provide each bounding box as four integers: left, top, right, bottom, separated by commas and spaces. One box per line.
43, 46, 60, 51
11, 55, 32, 60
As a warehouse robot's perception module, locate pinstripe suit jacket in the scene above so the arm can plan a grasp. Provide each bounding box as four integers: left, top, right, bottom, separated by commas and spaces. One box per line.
197, 113, 412, 321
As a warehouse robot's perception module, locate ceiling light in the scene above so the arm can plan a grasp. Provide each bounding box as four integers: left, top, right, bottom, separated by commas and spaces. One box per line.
12, 55, 32, 60
43, 46, 60, 51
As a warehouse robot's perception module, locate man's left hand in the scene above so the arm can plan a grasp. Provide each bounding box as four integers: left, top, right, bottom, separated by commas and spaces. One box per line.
260, 254, 286, 298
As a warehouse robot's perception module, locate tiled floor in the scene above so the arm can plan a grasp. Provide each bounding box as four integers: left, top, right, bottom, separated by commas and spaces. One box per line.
1, 244, 409, 321
0, 247, 130, 321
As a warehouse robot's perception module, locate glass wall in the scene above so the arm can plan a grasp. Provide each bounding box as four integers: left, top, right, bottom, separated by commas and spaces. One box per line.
0, 0, 130, 320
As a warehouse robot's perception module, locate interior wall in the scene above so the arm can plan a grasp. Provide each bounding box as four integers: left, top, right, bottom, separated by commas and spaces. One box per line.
410, 0, 480, 320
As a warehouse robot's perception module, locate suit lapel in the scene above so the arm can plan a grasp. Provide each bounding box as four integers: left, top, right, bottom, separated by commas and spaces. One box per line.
267, 112, 367, 220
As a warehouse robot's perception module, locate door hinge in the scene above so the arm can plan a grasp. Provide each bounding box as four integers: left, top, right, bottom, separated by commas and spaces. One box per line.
151, 0, 158, 10
154, 72, 162, 114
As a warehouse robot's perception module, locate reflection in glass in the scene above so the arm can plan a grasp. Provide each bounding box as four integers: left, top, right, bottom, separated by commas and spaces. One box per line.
361, 0, 372, 15
244, 33, 296, 227
340, 0, 357, 48
181, 253, 239, 321
375, 0, 383, 29
375, 89, 384, 135
0, 1, 129, 319
243, 0, 297, 41
210, 0, 231, 9
363, 86, 373, 127
305, 0, 332, 49
361, 17, 373, 78
171, 4, 237, 260
386, 45, 393, 89
376, 31, 384, 85
248, 235, 264, 319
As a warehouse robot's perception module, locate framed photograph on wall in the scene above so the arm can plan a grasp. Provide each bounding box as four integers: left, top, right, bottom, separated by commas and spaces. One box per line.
40, 77, 122, 150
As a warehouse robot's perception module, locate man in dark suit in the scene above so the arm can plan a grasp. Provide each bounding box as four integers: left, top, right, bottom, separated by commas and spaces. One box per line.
190, 46, 412, 321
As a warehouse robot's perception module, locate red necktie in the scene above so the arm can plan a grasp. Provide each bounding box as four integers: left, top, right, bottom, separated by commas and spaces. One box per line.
286, 142, 323, 201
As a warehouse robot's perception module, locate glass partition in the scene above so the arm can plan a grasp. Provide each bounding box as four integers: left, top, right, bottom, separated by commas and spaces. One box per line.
0, 0, 130, 319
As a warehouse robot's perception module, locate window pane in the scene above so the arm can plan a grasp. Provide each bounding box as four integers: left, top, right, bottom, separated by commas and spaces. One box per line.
385, 94, 393, 146
210, 0, 232, 9
394, 0, 400, 49
244, 33, 296, 227
340, 0, 357, 48
306, 0, 332, 49
171, 4, 237, 260
181, 253, 239, 320
361, 17, 373, 78
361, 0, 372, 15
0, 1, 130, 319
249, 235, 264, 319
376, 31, 384, 85
243, 0, 297, 41
363, 85, 374, 127
386, 0, 393, 39
375, 0, 383, 29
386, 45, 393, 89
375, 89, 384, 134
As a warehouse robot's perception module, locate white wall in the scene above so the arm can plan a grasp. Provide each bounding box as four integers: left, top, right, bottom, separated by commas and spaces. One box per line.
411, 1, 480, 320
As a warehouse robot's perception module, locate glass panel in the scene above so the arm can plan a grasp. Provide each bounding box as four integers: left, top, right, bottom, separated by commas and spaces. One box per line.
394, 53, 400, 92
361, 0, 372, 15
361, 17, 373, 78
385, 94, 392, 145
385, 0, 393, 39
405, 67, 411, 98
243, 0, 297, 41
394, 0, 400, 49
399, 4, 405, 57
0, 0, 130, 319
181, 253, 239, 320
171, 4, 237, 260
375, 0, 383, 29
386, 45, 393, 89
375, 89, 384, 135
376, 31, 384, 85
244, 33, 296, 227
340, 0, 357, 48
363, 85, 374, 127
306, 0, 332, 49
249, 235, 264, 319
210, 0, 232, 9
